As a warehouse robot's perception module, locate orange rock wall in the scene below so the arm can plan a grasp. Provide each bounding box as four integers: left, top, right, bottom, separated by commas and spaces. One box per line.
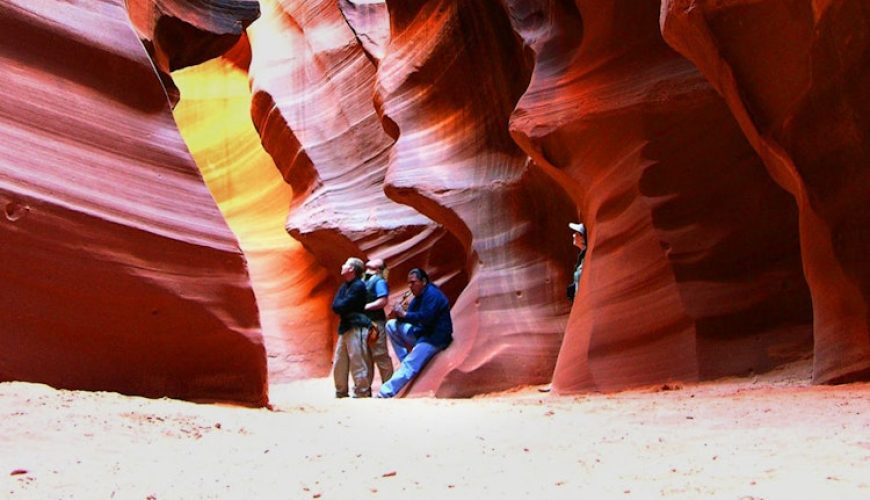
660, 0, 870, 383
0, 0, 266, 405
507, 0, 815, 393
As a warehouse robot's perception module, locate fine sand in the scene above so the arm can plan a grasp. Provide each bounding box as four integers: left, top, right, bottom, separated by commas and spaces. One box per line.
2, 360, 868, 499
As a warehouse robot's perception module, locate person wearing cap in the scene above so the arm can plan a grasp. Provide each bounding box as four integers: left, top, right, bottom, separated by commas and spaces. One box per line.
331, 257, 373, 398
363, 258, 394, 386
567, 222, 587, 301
376, 268, 453, 398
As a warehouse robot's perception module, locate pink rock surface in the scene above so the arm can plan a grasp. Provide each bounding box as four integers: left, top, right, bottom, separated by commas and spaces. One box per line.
0, 0, 266, 405
506, 0, 814, 393
338, 0, 390, 62
377, 0, 577, 396
661, 0, 870, 383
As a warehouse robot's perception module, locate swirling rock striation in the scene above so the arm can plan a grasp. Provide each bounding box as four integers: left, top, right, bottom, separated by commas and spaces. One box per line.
248, 0, 468, 310
0, 0, 266, 405
660, 0, 870, 383
377, 0, 577, 396
506, 0, 814, 393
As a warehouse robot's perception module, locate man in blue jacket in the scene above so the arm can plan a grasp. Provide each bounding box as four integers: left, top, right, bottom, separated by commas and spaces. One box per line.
377, 268, 453, 398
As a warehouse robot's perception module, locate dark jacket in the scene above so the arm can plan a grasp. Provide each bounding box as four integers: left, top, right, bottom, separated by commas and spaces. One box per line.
332, 277, 371, 334
403, 283, 453, 349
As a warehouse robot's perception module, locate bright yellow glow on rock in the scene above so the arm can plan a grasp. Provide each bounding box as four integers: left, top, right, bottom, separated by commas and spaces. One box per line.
172, 45, 335, 382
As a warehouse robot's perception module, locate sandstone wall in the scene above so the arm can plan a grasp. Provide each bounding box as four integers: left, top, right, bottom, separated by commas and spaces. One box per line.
0, 0, 266, 405
1, 0, 866, 402
660, 0, 870, 383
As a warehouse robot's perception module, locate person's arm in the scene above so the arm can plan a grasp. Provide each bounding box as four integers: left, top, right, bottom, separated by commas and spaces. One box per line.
331, 285, 347, 314
333, 281, 366, 314
365, 278, 389, 311
365, 297, 388, 311
402, 290, 442, 332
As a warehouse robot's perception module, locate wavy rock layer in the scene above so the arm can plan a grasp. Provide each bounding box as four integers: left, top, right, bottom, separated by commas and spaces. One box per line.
377, 0, 576, 396
506, 0, 814, 393
661, 0, 870, 383
248, 0, 468, 308
171, 37, 337, 382
0, 0, 266, 405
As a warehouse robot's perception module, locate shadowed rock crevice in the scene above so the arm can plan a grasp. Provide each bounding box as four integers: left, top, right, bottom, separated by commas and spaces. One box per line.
506, 0, 814, 393
660, 0, 870, 384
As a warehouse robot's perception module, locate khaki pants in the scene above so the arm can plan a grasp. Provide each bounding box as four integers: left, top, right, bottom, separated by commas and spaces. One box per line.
333, 326, 372, 397
367, 320, 394, 386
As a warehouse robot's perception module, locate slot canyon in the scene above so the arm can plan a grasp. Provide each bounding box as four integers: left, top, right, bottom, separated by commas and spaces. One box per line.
1, 0, 867, 405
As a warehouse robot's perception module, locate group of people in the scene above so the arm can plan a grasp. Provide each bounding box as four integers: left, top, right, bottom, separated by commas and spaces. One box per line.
331, 220, 585, 399
331, 258, 453, 399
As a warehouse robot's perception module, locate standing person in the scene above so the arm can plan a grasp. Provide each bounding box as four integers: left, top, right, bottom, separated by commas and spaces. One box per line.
364, 258, 394, 386
332, 257, 372, 398
567, 222, 587, 301
376, 268, 453, 398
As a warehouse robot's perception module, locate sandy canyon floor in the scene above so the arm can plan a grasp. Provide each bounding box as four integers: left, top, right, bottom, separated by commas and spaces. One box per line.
1, 360, 867, 499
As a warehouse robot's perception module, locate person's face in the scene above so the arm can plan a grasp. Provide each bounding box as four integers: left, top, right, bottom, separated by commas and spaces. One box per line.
573, 231, 587, 251
365, 262, 379, 278
407, 273, 426, 297
341, 261, 356, 281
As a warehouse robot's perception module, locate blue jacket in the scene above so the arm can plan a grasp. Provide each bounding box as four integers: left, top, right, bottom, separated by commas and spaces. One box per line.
403, 283, 453, 349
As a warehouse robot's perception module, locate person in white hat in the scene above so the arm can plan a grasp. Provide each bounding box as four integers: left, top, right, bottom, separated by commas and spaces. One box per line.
567, 222, 587, 301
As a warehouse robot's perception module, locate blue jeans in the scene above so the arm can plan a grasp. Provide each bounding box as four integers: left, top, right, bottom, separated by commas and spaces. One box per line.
378, 319, 441, 398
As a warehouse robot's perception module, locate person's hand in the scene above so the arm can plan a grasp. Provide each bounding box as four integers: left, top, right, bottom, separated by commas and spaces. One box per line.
392, 302, 406, 318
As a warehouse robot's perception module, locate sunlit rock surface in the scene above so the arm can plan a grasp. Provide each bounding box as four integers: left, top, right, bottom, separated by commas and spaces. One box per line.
0, 0, 266, 405
506, 0, 814, 393
376, 0, 577, 397
171, 37, 337, 382
660, 0, 870, 384
247, 0, 468, 308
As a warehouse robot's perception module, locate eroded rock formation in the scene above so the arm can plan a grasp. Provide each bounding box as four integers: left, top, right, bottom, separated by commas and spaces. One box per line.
247, 0, 469, 311
507, 0, 814, 393
376, 0, 577, 396
0, 0, 266, 405
2, 0, 867, 402
171, 37, 338, 382
660, 0, 870, 383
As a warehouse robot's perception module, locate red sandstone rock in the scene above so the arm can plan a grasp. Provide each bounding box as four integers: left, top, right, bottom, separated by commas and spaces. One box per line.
247, 0, 468, 309
506, 0, 815, 393
0, 0, 266, 405
377, 0, 577, 396
660, 0, 870, 383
